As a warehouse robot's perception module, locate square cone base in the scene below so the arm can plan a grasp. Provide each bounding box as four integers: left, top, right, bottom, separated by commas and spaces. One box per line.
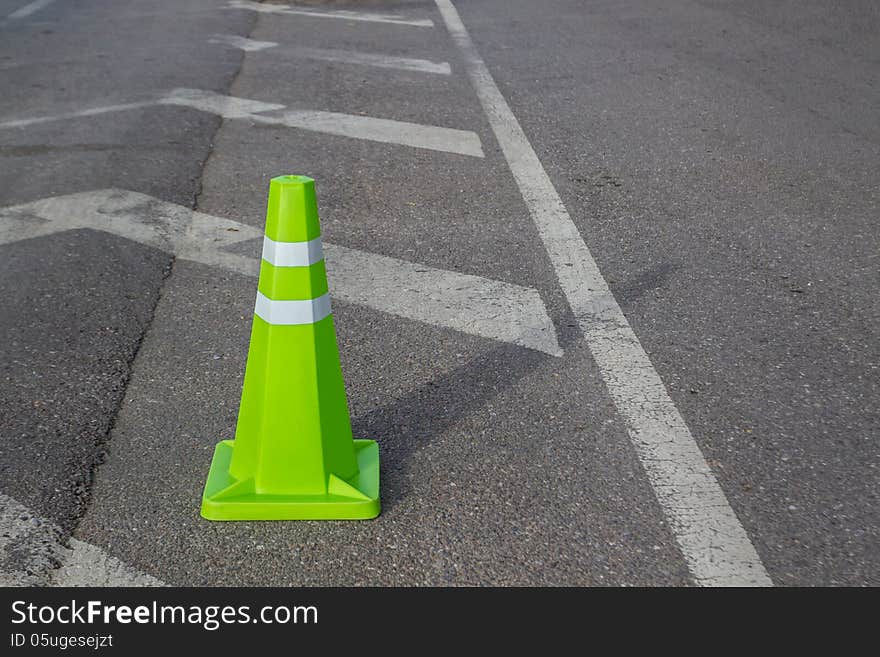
200, 439, 380, 520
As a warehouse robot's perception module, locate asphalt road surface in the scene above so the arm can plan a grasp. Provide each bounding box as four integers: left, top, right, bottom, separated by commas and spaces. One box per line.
0, 0, 877, 586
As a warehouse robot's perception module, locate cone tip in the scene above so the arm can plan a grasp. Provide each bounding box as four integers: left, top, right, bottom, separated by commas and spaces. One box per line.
265, 175, 321, 242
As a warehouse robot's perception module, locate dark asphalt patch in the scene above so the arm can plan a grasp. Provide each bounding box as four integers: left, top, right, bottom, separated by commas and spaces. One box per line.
0, 230, 170, 532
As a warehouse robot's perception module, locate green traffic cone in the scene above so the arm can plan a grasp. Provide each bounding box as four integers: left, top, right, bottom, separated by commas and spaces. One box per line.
201, 175, 380, 520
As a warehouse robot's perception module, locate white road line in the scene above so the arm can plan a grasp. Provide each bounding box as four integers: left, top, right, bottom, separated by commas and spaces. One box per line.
0, 189, 562, 356
325, 242, 560, 355
53, 539, 165, 587
287, 46, 451, 75
209, 33, 278, 52
0, 89, 483, 158
435, 0, 772, 586
0, 493, 165, 587
276, 108, 481, 156
162, 88, 483, 157
6, 0, 56, 20
211, 35, 451, 75
227, 0, 434, 28
158, 87, 286, 117
0, 101, 154, 129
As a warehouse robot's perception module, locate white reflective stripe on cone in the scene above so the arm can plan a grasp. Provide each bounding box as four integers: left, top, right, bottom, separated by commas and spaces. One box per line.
254, 291, 332, 325
261, 235, 324, 267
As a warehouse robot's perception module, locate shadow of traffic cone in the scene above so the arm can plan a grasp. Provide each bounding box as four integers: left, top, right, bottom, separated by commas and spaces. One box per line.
201, 175, 380, 520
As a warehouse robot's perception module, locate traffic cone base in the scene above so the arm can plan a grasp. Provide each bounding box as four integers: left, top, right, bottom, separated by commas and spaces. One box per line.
201, 438, 379, 521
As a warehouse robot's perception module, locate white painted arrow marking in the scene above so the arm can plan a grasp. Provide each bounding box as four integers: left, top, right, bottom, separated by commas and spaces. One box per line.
160, 88, 483, 157
208, 33, 278, 52
209, 34, 452, 75
0, 493, 165, 587
0, 89, 483, 158
0, 189, 562, 356
226, 0, 434, 28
